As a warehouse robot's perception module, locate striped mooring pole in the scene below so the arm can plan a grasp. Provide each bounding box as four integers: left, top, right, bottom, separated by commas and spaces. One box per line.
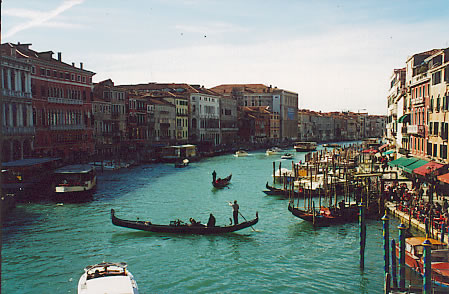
381, 213, 390, 277
441, 223, 446, 244
359, 202, 366, 270
422, 238, 432, 294
391, 239, 398, 289
398, 223, 406, 291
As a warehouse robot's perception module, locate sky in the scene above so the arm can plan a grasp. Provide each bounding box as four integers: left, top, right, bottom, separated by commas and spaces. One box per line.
2, 0, 449, 115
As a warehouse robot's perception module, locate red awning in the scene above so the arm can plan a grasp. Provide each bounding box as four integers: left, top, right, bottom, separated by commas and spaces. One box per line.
362, 149, 377, 153
414, 162, 444, 176
379, 143, 389, 151
438, 172, 449, 184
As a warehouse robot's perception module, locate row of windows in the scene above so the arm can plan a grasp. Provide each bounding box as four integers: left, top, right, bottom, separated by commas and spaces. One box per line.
429, 95, 449, 112
93, 104, 125, 114
427, 142, 448, 159
103, 91, 125, 100
429, 122, 449, 139
33, 85, 90, 101
36, 66, 91, 84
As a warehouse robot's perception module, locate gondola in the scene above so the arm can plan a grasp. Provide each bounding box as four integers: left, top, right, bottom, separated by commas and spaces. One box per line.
263, 182, 309, 198
288, 202, 358, 226
212, 171, 232, 188
110, 209, 258, 235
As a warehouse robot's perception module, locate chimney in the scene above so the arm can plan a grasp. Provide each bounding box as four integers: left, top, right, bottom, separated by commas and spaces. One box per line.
72, 62, 75, 67
58, 52, 62, 61
80, 62, 83, 70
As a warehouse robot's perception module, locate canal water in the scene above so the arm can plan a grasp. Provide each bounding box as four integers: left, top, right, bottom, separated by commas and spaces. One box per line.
3, 144, 406, 293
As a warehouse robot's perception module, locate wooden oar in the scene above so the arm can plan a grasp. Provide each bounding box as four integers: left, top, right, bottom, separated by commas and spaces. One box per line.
238, 211, 257, 232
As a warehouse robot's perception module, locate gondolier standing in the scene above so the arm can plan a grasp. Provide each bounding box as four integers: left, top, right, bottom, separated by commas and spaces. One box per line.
230, 200, 239, 224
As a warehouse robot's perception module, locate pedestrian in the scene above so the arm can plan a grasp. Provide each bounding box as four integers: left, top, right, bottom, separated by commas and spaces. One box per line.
229, 200, 239, 224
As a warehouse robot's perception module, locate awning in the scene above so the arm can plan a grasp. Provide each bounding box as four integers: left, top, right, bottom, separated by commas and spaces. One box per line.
387, 157, 418, 168
414, 162, 445, 176
398, 114, 410, 123
438, 172, 449, 184
362, 149, 378, 153
379, 143, 389, 151
402, 159, 429, 174
382, 149, 395, 156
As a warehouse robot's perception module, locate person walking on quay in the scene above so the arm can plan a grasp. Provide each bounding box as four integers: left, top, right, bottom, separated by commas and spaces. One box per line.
229, 200, 239, 225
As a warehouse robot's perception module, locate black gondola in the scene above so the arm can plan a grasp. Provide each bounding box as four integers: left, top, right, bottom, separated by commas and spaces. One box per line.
111, 209, 258, 235
263, 182, 303, 198
212, 171, 232, 188
288, 202, 358, 226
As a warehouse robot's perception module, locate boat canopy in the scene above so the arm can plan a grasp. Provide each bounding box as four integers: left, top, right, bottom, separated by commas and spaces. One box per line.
406, 237, 446, 247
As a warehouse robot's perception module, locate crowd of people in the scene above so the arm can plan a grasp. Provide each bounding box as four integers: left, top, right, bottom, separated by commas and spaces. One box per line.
387, 180, 449, 235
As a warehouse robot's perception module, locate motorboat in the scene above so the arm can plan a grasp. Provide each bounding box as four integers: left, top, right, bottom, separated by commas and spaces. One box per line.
78, 262, 139, 294
281, 153, 294, 159
294, 142, 317, 152
395, 236, 449, 288
235, 150, 249, 157
266, 147, 282, 155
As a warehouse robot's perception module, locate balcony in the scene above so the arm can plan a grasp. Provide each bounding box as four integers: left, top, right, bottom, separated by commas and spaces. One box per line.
2, 126, 35, 136
2, 88, 32, 99
407, 125, 425, 136
48, 97, 83, 105
49, 124, 84, 131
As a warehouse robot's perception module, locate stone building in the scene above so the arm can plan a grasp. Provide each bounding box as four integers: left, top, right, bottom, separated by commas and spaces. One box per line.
2, 43, 95, 162
0, 44, 34, 161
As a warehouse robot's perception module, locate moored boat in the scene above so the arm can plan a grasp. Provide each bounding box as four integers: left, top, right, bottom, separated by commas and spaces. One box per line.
288, 202, 358, 226
323, 143, 340, 148
53, 164, 96, 201
294, 141, 317, 152
77, 262, 139, 294
395, 236, 449, 288
235, 150, 249, 157
111, 209, 258, 235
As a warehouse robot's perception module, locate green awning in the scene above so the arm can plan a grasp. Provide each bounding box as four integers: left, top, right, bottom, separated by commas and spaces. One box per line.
387, 157, 417, 168
403, 159, 429, 173
397, 114, 410, 123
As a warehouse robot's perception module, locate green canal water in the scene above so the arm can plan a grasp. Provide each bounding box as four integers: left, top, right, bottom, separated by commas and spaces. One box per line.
3, 144, 405, 293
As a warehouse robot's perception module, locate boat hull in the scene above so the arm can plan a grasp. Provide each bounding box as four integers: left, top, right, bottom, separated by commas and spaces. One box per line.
288, 203, 358, 226
395, 246, 449, 288
111, 209, 258, 235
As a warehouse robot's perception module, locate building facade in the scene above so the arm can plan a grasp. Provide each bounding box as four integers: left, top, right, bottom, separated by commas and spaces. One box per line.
3, 43, 95, 162
211, 84, 298, 141
92, 79, 127, 159
1, 45, 34, 161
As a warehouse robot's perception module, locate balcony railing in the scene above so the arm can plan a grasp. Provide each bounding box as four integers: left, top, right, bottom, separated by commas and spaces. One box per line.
2, 88, 32, 99
2, 126, 35, 136
49, 124, 84, 131
48, 97, 83, 105
407, 125, 425, 136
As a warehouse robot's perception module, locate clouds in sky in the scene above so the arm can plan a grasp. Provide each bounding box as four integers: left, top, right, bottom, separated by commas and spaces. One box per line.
2, 0, 449, 115
3, 0, 84, 38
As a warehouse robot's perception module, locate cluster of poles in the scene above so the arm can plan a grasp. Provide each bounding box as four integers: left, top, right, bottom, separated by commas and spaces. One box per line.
381, 215, 434, 294
274, 144, 384, 215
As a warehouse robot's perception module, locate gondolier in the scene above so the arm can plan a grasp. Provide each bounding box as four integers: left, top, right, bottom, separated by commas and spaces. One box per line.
230, 200, 239, 224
